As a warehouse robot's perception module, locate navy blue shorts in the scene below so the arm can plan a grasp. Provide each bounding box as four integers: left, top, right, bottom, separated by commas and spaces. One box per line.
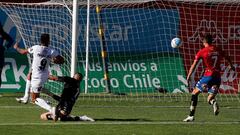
195, 76, 221, 94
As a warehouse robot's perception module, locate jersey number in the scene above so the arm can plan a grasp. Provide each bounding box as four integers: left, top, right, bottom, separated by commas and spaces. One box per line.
211, 55, 218, 68
39, 58, 47, 71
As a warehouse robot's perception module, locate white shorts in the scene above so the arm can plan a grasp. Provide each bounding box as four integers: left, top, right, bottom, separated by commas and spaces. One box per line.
31, 77, 48, 93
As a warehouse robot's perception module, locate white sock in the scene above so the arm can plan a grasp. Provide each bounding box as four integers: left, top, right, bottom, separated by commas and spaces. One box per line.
210, 99, 216, 105
22, 80, 31, 100
35, 98, 52, 112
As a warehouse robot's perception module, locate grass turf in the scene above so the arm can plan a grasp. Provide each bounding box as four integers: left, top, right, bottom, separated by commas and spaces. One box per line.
0, 93, 239, 135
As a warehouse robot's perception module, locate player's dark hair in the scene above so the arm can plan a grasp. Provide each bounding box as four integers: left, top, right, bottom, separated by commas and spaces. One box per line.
75, 72, 83, 81
76, 72, 83, 78
41, 33, 50, 46
203, 34, 213, 44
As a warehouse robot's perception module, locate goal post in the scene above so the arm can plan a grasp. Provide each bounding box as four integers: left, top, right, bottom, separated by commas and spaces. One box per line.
0, 0, 239, 102
70, 0, 78, 77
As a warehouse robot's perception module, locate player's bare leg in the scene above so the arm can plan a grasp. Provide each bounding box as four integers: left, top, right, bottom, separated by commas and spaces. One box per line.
207, 85, 220, 115
183, 89, 200, 122
208, 94, 219, 115
35, 97, 56, 120
31, 92, 40, 103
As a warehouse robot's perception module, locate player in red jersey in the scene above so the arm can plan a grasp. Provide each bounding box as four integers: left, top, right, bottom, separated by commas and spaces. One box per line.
183, 34, 235, 122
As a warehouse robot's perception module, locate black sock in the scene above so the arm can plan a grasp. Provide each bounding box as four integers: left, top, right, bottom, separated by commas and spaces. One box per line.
190, 109, 195, 116
189, 94, 198, 116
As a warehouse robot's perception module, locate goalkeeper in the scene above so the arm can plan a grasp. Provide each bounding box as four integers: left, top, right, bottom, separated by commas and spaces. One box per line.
35, 73, 94, 122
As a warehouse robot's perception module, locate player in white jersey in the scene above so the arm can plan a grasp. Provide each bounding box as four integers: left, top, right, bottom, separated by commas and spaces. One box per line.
28, 43, 59, 98
15, 72, 31, 104
14, 34, 64, 103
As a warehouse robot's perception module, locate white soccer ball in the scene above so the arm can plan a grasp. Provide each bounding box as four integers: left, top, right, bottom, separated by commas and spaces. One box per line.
171, 37, 182, 48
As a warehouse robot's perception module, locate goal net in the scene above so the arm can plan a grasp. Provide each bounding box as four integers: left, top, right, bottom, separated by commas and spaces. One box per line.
0, 0, 239, 103
0, 1, 74, 103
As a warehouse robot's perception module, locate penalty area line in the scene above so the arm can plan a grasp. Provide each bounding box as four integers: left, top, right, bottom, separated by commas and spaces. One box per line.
0, 121, 239, 126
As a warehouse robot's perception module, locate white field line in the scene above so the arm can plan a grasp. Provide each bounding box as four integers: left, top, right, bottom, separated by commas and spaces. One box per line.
0, 105, 240, 109
0, 121, 239, 126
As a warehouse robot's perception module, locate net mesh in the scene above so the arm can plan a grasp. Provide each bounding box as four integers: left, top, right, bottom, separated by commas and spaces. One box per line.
0, 2, 73, 104
0, 0, 239, 103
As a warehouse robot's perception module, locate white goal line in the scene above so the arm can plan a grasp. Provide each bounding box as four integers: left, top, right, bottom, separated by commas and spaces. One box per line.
0, 105, 239, 109
0, 121, 239, 126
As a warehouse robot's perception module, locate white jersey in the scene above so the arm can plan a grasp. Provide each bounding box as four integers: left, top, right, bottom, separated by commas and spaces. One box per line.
28, 45, 59, 80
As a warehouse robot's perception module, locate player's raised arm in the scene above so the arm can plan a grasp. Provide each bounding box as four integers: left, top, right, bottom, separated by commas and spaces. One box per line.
13, 42, 28, 55
48, 75, 59, 81
48, 75, 68, 82
41, 88, 61, 102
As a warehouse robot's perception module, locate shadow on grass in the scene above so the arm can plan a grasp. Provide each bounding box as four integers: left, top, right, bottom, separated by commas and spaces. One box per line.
94, 118, 152, 122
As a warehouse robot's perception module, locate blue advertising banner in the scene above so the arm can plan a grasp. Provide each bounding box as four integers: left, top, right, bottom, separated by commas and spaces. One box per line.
1, 7, 180, 53
77, 8, 180, 53
0, 6, 186, 93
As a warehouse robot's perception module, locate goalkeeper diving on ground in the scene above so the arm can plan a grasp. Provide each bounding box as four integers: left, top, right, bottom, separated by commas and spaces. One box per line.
35, 73, 94, 122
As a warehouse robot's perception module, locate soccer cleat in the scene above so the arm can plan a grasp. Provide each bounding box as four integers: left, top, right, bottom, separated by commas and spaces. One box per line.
183, 116, 194, 122
79, 115, 95, 122
15, 98, 28, 104
213, 101, 220, 116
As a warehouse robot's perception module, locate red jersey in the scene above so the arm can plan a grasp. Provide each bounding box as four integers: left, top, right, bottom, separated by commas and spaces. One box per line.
195, 45, 224, 77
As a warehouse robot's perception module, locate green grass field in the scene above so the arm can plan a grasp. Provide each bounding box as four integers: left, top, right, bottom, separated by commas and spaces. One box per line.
0, 93, 240, 135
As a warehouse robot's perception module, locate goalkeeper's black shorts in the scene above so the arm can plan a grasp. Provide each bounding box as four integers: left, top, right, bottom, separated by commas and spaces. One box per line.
56, 99, 75, 119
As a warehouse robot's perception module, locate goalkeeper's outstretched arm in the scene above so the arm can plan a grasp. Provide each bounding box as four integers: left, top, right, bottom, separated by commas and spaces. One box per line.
45, 75, 64, 101
41, 88, 61, 102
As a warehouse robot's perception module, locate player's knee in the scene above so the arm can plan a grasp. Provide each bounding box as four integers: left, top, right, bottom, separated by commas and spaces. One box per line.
207, 94, 216, 105
209, 85, 219, 95
31, 92, 40, 103
201, 84, 208, 91
192, 88, 201, 95
31, 86, 42, 93
208, 98, 216, 105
